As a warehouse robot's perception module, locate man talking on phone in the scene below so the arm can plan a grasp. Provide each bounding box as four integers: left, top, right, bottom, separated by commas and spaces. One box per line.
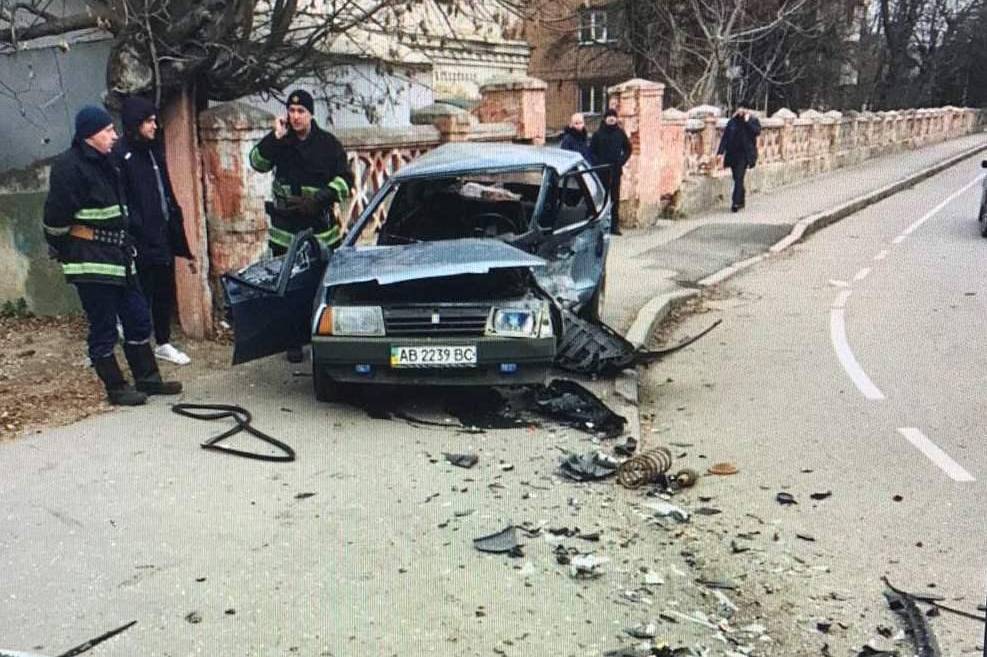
249, 89, 353, 363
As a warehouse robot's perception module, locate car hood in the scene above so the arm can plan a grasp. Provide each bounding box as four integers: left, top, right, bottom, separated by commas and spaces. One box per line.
326, 238, 547, 287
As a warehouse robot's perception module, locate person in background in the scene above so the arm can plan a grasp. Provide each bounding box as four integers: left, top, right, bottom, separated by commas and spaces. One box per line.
248, 89, 353, 363
42, 105, 182, 405
717, 103, 762, 212
560, 112, 592, 162
115, 96, 194, 365
589, 107, 631, 235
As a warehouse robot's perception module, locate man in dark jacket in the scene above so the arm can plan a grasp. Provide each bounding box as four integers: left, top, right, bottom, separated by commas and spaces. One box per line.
115, 96, 194, 366
590, 108, 632, 235
560, 112, 592, 162
249, 89, 354, 362
43, 105, 182, 405
717, 105, 762, 212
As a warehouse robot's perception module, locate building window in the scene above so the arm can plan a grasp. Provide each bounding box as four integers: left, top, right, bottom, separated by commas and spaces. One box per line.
579, 83, 608, 115
579, 9, 611, 45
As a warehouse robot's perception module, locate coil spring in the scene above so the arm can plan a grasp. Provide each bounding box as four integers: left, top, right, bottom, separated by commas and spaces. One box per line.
617, 446, 673, 488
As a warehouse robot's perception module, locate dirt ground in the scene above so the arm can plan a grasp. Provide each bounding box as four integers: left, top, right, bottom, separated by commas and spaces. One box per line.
0, 313, 232, 441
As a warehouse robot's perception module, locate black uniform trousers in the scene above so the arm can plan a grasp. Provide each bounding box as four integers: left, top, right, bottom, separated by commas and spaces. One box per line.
599, 166, 623, 234
76, 282, 153, 361
137, 262, 177, 345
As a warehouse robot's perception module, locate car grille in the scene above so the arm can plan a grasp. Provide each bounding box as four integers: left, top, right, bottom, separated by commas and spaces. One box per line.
383, 305, 491, 337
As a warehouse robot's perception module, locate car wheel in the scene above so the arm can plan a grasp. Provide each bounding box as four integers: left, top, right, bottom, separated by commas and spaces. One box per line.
581, 272, 606, 323
313, 363, 340, 402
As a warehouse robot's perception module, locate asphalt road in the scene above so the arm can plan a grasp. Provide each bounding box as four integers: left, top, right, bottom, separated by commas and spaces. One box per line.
639, 156, 986, 654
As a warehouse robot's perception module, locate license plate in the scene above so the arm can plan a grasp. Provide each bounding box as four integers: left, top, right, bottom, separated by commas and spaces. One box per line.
390, 345, 477, 368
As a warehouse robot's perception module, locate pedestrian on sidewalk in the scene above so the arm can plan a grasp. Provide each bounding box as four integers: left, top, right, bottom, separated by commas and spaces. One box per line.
590, 107, 631, 235
560, 112, 592, 162
42, 105, 182, 406
717, 103, 762, 212
115, 96, 194, 366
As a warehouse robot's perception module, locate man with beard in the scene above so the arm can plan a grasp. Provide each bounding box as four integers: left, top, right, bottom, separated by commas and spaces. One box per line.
589, 108, 631, 235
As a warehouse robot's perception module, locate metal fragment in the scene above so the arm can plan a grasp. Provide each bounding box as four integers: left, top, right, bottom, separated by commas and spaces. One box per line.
617, 446, 673, 488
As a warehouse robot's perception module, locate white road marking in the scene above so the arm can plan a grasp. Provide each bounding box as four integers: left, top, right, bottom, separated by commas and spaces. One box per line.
874, 250, 889, 261
832, 290, 852, 309
854, 268, 872, 282
901, 174, 985, 236
829, 279, 849, 288
897, 428, 976, 482
830, 307, 885, 400
892, 235, 907, 244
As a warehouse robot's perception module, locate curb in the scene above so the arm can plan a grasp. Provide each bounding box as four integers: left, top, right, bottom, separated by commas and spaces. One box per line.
618, 139, 987, 434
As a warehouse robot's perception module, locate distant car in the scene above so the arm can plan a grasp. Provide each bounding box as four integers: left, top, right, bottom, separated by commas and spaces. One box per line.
980, 160, 987, 238
224, 143, 612, 401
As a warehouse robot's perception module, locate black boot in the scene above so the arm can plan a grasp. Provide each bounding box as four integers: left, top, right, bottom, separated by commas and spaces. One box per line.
93, 354, 147, 406
123, 343, 183, 395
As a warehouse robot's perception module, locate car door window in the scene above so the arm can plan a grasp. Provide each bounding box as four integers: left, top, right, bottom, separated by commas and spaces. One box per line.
554, 169, 602, 231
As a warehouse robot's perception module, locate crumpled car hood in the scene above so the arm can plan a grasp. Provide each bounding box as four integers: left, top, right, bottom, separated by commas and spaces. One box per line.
326, 238, 546, 287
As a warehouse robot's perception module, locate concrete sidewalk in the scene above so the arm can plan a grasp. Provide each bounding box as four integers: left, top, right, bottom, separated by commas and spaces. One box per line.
596, 132, 987, 441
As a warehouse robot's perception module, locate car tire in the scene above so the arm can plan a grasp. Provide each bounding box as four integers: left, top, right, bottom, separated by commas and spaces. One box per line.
313, 363, 340, 402
581, 272, 606, 323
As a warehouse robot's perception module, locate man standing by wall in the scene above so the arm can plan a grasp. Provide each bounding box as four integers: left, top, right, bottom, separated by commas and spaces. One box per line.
560, 112, 592, 162
115, 97, 194, 366
42, 105, 182, 405
248, 89, 353, 363
590, 108, 631, 235
717, 104, 762, 212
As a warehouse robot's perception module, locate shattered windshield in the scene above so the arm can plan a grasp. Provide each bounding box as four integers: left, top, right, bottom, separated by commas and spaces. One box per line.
350, 168, 546, 246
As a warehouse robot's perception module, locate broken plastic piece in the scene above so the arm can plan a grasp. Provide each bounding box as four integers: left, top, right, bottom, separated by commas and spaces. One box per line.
775, 492, 797, 505
708, 462, 738, 475
810, 491, 833, 500
444, 453, 479, 468
559, 451, 620, 482
569, 554, 608, 578
534, 380, 626, 438
644, 500, 690, 523
614, 436, 638, 456
883, 588, 942, 657
473, 526, 524, 557
626, 622, 658, 639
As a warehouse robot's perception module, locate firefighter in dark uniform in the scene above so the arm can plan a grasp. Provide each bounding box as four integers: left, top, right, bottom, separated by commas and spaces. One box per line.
42, 105, 182, 406
248, 89, 353, 362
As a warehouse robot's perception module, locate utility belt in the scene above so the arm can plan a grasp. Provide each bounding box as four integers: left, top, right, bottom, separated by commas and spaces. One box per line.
69, 225, 131, 247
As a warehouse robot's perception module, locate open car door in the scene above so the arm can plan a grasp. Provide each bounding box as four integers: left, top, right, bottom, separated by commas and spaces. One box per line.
533, 165, 612, 316
222, 230, 327, 365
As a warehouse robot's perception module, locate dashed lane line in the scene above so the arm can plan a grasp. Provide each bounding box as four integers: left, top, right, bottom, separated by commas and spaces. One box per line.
897, 428, 976, 482
854, 267, 872, 282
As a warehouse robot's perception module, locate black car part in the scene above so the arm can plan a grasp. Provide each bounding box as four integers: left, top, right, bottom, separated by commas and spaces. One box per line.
532, 379, 626, 438
171, 403, 296, 462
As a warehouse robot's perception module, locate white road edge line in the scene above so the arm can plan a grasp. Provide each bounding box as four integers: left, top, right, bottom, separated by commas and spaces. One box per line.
874, 250, 889, 261
897, 428, 976, 482
830, 306, 885, 400
833, 290, 852, 309
901, 174, 985, 236
854, 268, 872, 282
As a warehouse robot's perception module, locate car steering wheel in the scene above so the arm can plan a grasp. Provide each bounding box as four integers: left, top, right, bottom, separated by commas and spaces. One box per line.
470, 211, 520, 237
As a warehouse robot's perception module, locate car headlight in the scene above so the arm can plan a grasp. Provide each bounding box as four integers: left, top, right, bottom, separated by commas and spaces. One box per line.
319, 306, 385, 336
487, 306, 546, 338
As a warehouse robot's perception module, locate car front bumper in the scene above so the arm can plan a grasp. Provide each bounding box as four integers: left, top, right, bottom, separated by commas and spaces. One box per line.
312, 335, 556, 386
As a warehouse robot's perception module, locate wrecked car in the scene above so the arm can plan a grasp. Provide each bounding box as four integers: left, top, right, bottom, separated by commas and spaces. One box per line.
224, 143, 612, 400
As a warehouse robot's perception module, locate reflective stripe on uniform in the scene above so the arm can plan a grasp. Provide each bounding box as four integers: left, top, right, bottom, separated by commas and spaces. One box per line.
268, 226, 295, 248
328, 176, 350, 200
314, 226, 341, 246
62, 262, 127, 277
43, 222, 71, 236
250, 146, 273, 172
300, 186, 321, 197
74, 205, 123, 221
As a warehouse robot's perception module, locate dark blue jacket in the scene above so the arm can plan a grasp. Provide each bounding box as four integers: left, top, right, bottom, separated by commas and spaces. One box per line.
589, 123, 632, 174
114, 135, 192, 265
560, 127, 592, 163
718, 115, 762, 168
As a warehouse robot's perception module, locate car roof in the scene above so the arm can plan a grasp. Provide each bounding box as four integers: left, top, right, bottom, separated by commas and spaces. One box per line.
390, 142, 585, 180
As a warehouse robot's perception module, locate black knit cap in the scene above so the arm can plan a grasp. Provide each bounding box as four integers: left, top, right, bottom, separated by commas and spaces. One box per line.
121, 96, 157, 132
74, 105, 114, 140
286, 89, 315, 115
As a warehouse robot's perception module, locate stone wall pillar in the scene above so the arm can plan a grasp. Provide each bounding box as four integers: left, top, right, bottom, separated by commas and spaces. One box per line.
773, 108, 797, 160
474, 76, 547, 145
198, 103, 273, 309
432, 106, 474, 143
607, 79, 665, 227
659, 108, 687, 210
162, 85, 213, 338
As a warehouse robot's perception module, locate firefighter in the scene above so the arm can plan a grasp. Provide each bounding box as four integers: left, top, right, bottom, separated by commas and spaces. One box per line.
248, 89, 353, 363
42, 105, 182, 406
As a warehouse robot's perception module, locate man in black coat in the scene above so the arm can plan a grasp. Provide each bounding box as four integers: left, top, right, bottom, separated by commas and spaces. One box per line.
717, 104, 762, 212
115, 96, 194, 366
560, 112, 592, 162
590, 108, 631, 235
43, 105, 182, 405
